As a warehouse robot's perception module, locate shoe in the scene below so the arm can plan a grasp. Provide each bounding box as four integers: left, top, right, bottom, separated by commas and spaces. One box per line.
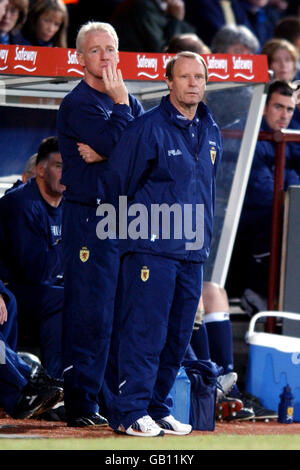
238, 392, 278, 421
223, 407, 255, 422
216, 372, 238, 401
216, 397, 255, 421
117, 415, 164, 437
11, 382, 64, 420
67, 413, 108, 427
29, 363, 64, 389
156, 415, 192, 435
29, 364, 64, 411
38, 404, 66, 422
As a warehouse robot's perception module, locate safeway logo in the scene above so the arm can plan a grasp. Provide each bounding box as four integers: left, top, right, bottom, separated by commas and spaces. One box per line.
14, 46, 37, 72
0, 48, 8, 71
232, 56, 254, 80
67, 49, 83, 76
162, 54, 173, 69
137, 54, 159, 79
206, 55, 229, 80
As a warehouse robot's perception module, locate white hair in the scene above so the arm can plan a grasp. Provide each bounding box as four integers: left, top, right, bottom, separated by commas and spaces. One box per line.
76, 21, 119, 52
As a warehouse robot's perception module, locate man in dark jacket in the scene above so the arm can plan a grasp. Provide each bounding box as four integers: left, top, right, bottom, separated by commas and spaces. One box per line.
0, 136, 65, 379
105, 51, 222, 437
231, 81, 299, 302
57, 21, 143, 428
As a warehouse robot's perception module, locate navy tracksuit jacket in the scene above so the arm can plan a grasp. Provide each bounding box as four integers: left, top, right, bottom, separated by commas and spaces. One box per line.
105, 96, 222, 429
0, 179, 64, 378
57, 79, 144, 420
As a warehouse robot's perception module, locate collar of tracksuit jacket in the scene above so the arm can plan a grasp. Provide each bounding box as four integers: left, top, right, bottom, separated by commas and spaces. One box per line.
160, 94, 216, 158
161, 94, 212, 131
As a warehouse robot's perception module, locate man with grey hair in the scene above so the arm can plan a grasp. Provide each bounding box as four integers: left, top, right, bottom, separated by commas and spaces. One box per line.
105, 51, 222, 437
57, 21, 143, 428
211, 24, 259, 54
207, 24, 259, 129
22, 153, 37, 183
5, 153, 37, 195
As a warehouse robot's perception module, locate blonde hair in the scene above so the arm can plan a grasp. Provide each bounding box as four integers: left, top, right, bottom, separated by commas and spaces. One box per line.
76, 21, 119, 53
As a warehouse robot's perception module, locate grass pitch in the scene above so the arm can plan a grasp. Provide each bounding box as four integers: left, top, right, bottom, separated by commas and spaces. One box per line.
1, 434, 300, 450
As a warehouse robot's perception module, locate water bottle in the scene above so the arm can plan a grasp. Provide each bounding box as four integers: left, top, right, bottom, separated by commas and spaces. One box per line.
278, 385, 294, 423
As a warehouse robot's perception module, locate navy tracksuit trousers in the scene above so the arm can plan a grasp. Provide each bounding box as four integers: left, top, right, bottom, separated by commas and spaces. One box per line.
62, 201, 120, 420
8, 282, 64, 379
0, 286, 31, 415
108, 252, 203, 430
0, 334, 31, 415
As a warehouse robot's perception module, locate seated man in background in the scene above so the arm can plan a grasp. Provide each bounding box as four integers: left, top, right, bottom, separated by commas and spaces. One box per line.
0, 281, 63, 419
164, 32, 211, 54
226, 80, 300, 310
0, 136, 65, 379
0, 333, 63, 420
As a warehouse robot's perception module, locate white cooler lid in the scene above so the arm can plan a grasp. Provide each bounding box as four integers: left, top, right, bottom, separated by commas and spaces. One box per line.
247, 331, 300, 352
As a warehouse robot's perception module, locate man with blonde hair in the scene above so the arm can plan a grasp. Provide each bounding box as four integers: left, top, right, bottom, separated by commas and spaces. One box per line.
76, 20, 119, 52
57, 21, 143, 428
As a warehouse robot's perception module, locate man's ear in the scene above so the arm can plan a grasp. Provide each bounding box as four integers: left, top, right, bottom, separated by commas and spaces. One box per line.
165, 77, 172, 91
36, 162, 45, 178
263, 103, 267, 117
77, 51, 85, 67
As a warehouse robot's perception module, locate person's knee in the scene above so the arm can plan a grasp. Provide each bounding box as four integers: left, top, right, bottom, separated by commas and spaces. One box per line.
202, 282, 229, 313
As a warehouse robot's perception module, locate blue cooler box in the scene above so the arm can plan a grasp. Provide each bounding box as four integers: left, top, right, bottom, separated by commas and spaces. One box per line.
245, 311, 300, 421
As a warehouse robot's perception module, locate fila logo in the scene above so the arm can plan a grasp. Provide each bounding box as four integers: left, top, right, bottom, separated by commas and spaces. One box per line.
51, 225, 61, 237
168, 149, 182, 157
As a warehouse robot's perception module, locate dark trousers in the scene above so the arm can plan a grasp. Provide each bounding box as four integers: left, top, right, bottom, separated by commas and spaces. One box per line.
0, 332, 31, 415
62, 201, 120, 420
8, 282, 64, 379
108, 252, 203, 430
